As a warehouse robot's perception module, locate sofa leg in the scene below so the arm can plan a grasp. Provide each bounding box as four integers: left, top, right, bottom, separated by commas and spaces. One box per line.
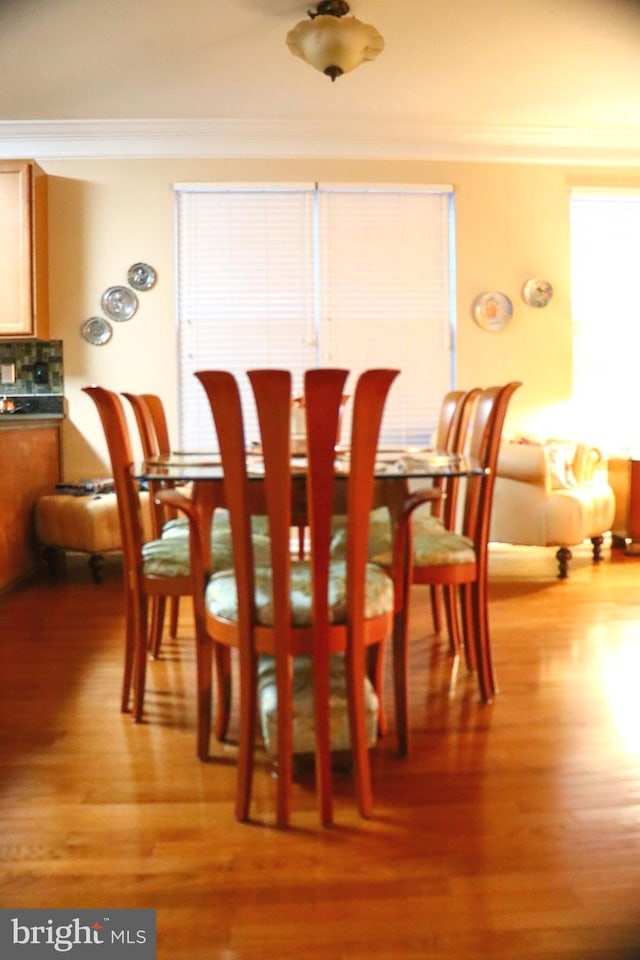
591, 535, 605, 563
556, 546, 572, 579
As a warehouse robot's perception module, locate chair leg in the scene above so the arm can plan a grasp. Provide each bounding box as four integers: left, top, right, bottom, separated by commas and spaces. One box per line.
214, 645, 232, 742
149, 597, 165, 659
430, 585, 443, 633
121, 596, 136, 713
392, 606, 410, 758
170, 596, 180, 636
313, 652, 333, 827
196, 631, 214, 760
367, 644, 387, 737
591, 535, 605, 563
443, 584, 462, 655
235, 648, 257, 823
132, 595, 149, 723
556, 546, 572, 578
346, 649, 373, 820
459, 583, 477, 674
471, 576, 498, 703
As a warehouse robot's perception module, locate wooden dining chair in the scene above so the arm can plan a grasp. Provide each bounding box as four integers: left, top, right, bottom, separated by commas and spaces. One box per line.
83, 386, 195, 718
387, 381, 521, 754
422, 388, 482, 644
177, 367, 398, 827
122, 392, 186, 656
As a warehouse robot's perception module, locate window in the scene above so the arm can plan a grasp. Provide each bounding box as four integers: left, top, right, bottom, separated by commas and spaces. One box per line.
570, 190, 640, 451
175, 182, 455, 450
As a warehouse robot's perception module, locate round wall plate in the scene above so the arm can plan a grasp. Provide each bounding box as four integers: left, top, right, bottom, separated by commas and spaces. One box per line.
101, 285, 138, 322
472, 291, 513, 332
81, 316, 113, 346
127, 262, 157, 291
522, 278, 553, 308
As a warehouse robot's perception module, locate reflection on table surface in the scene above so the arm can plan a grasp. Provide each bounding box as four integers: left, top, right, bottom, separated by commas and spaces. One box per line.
134, 447, 485, 482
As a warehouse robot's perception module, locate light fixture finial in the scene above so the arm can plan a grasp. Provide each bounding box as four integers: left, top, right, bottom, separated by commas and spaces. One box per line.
287, 2, 384, 81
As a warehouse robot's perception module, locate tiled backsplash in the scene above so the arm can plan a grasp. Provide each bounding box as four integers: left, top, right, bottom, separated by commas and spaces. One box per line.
0, 340, 64, 395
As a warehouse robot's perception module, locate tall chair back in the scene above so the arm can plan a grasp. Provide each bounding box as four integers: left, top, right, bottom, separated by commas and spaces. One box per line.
122, 392, 165, 538
426, 387, 481, 642
122, 391, 187, 655
195, 367, 398, 827
141, 394, 172, 455
83, 386, 193, 717
390, 381, 521, 751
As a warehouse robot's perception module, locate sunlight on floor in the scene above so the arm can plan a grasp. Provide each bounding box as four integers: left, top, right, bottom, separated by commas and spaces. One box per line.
602, 627, 640, 755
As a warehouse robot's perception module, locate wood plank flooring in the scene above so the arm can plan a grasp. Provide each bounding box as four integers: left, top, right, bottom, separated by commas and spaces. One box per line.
1, 543, 640, 959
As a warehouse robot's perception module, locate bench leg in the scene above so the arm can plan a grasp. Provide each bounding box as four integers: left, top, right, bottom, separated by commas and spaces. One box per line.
591, 535, 605, 563
42, 545, 64, 578
556, 546, 572, 579
88, 553, 105, 584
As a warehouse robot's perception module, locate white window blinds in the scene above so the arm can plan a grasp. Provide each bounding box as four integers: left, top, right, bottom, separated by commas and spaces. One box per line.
570, 190, 640, 451
175, 182, 455, 450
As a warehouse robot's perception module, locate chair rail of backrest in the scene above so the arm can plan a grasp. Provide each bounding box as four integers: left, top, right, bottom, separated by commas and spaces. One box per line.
141, 394, 172, 456
83, 386, 146, 574
463, 381, 521, 554
434, 389, 466, 451
439, 387, 482, 529
121, 392, 158, 459
475, 380, 522, 556
122, 392, 175, 539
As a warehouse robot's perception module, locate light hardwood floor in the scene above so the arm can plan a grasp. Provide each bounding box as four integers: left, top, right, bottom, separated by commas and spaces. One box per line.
1, 543, 640, 959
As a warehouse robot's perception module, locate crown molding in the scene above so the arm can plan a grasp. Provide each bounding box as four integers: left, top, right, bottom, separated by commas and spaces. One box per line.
0, 119, 639, 166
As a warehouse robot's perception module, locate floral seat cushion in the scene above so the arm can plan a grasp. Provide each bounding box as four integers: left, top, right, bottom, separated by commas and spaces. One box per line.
205, 559, 393, 754
257, 654, 379, 756
146, 509, 271, 576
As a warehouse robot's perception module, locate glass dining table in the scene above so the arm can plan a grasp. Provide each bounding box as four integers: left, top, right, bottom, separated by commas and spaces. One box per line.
134, 446, 485, 551
135, 446, 484, 488
134, 444, 485, 575
134, 446, 486, 752
134, 447, 484, 537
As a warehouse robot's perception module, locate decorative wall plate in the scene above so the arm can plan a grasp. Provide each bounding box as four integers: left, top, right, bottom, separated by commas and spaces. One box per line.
127, 262, 157, 291
81, 316, 113, 346
101, 285, 138, 322
522, 278, 553, 308
472, 291, 513, 332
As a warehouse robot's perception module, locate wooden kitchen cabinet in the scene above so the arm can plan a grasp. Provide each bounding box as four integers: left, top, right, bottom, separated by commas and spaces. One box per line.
607, 455, 640, 551
0, 423, 60, 591
0, 159, 49, 339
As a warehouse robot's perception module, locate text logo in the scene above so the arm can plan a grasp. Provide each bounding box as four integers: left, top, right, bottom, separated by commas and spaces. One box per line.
0, 910, 156, 958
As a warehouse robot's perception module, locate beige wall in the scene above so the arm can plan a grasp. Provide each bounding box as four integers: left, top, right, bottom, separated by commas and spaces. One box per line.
40, 156, 640, 480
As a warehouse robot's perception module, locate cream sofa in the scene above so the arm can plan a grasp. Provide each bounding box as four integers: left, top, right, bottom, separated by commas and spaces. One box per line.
489, 438, 616, 577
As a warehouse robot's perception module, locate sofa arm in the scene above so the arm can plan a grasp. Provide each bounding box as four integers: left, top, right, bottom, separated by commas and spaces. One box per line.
496, 442, 549, 489
572, 442, 606, 483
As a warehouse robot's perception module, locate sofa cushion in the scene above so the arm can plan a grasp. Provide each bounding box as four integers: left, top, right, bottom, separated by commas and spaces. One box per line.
544, 440, 577, 490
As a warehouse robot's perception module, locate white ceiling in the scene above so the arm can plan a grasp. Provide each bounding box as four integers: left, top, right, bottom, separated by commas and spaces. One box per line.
1, 0, 640, 162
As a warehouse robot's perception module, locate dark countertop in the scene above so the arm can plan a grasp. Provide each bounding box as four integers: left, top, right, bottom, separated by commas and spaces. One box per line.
0, 394, 64, 422
0, 415, 63, 426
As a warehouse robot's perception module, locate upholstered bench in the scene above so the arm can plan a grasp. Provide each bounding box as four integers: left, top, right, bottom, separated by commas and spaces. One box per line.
35, 492, 123, 583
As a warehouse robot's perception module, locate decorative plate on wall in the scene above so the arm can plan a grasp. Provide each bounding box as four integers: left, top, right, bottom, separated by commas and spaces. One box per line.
127, 262, 157, 291
101, 285, 138, 322
81, 316, 113, 346
522, 278, 553, 308
472, 291, 513, 332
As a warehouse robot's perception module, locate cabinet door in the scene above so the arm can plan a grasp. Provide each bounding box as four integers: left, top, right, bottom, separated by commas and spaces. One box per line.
0, 425, 60, 590
0, 160, 48, 338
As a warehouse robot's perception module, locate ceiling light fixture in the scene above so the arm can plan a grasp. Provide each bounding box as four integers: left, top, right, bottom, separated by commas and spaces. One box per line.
286, 1, 384, 82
